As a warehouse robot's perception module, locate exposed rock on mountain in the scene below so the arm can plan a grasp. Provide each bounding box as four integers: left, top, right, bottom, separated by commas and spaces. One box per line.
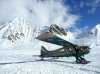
0, 18, 32, 42
49, 24, 67, 35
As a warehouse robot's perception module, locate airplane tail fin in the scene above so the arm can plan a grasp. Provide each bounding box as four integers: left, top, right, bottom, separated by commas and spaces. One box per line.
40, 46, 48, 57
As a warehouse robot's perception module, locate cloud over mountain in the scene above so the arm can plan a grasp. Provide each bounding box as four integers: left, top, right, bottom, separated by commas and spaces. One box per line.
0, 0, 79, 28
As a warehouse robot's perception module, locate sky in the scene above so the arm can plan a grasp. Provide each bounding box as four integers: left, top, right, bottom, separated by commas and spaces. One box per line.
64, 0, 100, 28
0, 0, 100, 29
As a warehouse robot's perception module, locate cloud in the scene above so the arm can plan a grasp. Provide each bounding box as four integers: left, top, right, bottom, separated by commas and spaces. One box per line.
88, 7, 96, 13
95, 0, 100, 4
0, 0, 79, 28
0, 0, 27, 24
80, 1, 84, 8
87, 0, 100, 13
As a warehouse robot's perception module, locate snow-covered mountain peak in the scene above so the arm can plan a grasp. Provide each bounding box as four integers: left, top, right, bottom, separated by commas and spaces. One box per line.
92, 24, 100, 44
95, 23, 100, 28
92, 23, 100, 36
49, 24, 67, 35
1, 18, 32, 42
33, 24, 68, 38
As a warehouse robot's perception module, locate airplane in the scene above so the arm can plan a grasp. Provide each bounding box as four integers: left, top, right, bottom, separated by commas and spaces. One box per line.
36, 32, 90, 64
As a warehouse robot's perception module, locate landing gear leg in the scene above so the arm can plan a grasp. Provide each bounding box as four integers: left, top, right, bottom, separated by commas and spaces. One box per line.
75, 56, 81, 63
75, 56, 88, 64
40, 57, 44, 61
79, 57, 88, 64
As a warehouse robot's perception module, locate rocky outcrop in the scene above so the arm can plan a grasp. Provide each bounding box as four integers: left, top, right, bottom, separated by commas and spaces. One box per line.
49, 24, 67, 35
6, 32, 25, 42
36, 24, 67, 40
0, 18, 32, 42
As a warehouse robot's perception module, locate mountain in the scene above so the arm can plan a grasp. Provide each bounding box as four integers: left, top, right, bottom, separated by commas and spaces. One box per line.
0, 18, 100, 50
0, 18, 33, 49
72, 24, 100, 47
35, 24, 67, 35
91, 24, 100, 45
49, 24, 67, 35
92, 24, 100, 38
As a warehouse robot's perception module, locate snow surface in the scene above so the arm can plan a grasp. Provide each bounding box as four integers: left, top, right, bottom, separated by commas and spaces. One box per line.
0, 45, 100, 74
0, 18, 100, 74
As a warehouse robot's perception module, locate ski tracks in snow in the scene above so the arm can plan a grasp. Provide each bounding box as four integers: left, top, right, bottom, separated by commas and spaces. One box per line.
51, 60, 100, 74
0, 58, 100, 74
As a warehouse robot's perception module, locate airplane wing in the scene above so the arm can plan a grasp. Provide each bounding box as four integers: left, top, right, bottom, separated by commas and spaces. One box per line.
36, 32, 74, 47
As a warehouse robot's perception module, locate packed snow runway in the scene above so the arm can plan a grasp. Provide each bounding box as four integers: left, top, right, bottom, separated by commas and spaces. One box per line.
0, 46, 100, 74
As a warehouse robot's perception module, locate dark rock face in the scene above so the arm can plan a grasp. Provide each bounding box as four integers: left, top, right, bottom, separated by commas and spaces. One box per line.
49, 24, 67, 35
36, 24, 67, 39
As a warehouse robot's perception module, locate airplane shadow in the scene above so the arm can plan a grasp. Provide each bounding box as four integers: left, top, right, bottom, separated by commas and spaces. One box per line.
0, 60, 41, 65
38, 59, 76, 64
0, 59, 76, 66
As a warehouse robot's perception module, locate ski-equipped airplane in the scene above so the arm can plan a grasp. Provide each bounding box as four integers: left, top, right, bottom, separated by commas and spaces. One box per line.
36, 32, 90, 64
